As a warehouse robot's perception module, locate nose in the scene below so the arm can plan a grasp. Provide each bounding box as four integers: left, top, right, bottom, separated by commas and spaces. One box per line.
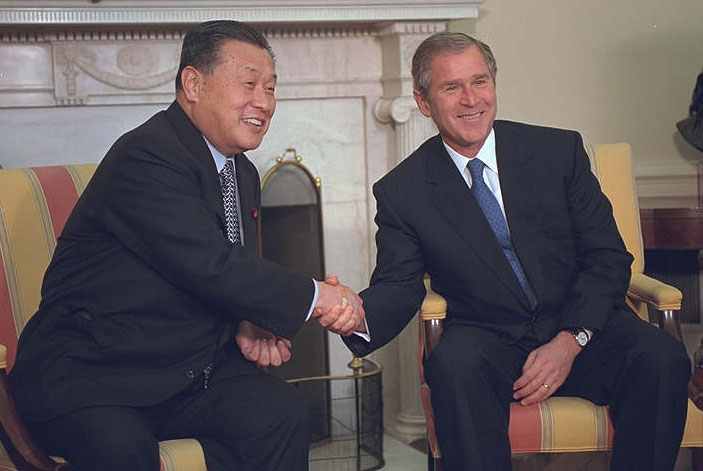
460, 86, 479, 106
252, 86, 275, 114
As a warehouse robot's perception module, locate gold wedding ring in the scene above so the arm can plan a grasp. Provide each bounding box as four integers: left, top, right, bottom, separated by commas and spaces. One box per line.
340, 287, 349, 308
541, 383, 550, 390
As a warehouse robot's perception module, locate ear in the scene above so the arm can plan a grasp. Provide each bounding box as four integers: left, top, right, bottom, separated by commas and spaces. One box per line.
180, 65, 202, 102
413, 89, 432, 118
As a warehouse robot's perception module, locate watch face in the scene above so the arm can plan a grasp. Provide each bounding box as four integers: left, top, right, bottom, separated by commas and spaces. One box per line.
575, 331, 588, 346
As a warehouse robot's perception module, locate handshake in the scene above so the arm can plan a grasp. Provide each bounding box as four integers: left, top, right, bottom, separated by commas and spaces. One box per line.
312, 273, 366, 337
236, 274, 365, 367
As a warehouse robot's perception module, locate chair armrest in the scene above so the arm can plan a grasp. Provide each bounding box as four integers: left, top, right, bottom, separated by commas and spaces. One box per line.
420, 280, 447, 358
627, 273, 682, 311
0, 344, 69, 471
421, 290, 448, 321
628, 272, 685, 344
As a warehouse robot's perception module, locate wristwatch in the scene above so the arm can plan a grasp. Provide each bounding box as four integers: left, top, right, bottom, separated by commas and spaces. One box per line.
569, 328, 590, 347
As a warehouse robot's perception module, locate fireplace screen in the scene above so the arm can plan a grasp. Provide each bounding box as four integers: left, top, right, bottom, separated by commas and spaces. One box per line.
259, 149, 384, 470
259, 148, 331, 438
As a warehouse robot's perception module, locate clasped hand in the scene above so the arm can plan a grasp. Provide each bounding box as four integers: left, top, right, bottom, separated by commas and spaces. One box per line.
312, 274, 366, 337
236, 274, 365, 368
236, 320, 292, 368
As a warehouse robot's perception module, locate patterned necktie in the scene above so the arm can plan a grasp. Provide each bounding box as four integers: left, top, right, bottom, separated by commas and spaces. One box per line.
219, 159, 241, 245
467, 158, 536, 308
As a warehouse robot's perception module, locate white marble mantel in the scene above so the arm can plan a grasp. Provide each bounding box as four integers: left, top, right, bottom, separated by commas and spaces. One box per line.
0, 0, 482, 442
0, 0, 479, 25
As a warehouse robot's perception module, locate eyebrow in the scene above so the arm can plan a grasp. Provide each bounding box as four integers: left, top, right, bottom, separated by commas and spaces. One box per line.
243, 66, 277, 82
438, 73, 490, 87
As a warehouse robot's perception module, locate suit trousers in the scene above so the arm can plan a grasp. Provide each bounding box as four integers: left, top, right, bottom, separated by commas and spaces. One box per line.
425, 310, 691, 471
27, 354, 310, 471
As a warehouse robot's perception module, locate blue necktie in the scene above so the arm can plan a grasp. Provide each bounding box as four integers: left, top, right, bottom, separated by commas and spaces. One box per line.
219, 159, 241, 245
467, 158, 536, 308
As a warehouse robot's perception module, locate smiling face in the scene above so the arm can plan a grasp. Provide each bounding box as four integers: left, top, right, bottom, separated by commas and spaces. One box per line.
414, 45, 497, 158
178, 39, 277, 156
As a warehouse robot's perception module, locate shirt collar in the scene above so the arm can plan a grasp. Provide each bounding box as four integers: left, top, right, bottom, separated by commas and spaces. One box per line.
443, 128, 497, 176
203, 137, 230, 173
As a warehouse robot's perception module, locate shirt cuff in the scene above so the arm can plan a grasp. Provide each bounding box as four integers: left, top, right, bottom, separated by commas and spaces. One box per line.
352, 317, 371, 342
305, 279, 319, 322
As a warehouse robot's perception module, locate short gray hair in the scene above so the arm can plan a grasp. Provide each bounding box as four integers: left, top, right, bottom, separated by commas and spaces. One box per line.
412, 32, 497, 99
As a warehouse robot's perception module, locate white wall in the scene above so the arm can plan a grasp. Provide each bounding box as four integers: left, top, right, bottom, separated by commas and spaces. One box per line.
452, 0, 703, 207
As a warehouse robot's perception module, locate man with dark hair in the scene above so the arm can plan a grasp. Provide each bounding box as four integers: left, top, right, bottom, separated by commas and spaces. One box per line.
343, 32, 691, 470
10, 20, 363, 471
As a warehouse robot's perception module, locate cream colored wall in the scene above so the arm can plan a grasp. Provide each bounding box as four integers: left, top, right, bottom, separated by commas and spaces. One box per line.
452, 0, 703, 207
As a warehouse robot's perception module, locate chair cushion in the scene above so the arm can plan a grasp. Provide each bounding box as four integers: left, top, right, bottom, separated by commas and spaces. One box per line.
421, 383, 703, 457
510, 397, 613, 453
158, 439, 207, 471
509, 396, 703, 453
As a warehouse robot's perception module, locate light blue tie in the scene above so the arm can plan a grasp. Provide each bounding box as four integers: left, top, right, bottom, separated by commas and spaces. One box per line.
467, 158, 537, 308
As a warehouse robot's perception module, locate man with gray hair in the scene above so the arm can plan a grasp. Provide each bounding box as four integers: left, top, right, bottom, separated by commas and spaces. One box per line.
344, 32, 690, 470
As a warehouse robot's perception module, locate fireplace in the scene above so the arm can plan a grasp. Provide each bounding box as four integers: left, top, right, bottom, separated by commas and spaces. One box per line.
0, 0, 483, 442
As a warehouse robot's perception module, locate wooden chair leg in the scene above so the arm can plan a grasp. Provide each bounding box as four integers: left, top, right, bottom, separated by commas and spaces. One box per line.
425, 444, 444, 471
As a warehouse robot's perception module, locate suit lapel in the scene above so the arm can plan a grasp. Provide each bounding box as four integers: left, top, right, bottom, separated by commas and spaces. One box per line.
425, 136, 529, 308
235, 154, 259, 249
494, 122, 544, 307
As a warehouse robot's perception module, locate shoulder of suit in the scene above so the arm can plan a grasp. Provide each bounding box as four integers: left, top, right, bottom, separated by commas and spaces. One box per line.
494, 119, 582, 141
236, 153, 260, 178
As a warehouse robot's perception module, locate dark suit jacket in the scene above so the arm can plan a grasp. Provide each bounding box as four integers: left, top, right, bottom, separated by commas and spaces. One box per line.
10, 101, 314, 421
345, 120, 634, 357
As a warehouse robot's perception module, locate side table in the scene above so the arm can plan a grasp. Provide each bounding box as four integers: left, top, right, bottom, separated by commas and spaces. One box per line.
640, 207, 703, 409
640, 207, 703, 324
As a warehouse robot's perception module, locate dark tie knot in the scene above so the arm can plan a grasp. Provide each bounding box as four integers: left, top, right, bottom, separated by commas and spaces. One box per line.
220, 159, 234, 178
467, 158, 485, 181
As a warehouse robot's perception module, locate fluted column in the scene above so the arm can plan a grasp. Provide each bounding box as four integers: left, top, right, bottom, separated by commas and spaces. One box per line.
373, 19, 441, 442
375, 96, 437, 166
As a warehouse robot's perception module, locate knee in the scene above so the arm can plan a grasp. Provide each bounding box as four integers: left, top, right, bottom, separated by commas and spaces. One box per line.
77, 428, 159, 470
425, 339, 494, 392
258, 383, 310, 436
282, 386, 310, 430
630, 333, 691, 386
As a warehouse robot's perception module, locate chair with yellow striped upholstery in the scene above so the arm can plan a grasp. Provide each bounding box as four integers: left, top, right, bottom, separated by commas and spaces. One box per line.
0, 165, 208, 471
419, 143, 703, 470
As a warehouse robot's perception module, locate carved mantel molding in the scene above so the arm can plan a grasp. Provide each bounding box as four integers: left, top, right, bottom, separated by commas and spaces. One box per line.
0, 1, 482, 108
0, 0, 481, 25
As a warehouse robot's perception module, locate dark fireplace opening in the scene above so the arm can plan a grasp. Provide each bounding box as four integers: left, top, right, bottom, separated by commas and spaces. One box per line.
258, 152, 331, 442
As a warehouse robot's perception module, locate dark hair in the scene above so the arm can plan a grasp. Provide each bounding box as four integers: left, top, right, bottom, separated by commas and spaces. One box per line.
411, 32, 497, 99
175, 20, 275, 91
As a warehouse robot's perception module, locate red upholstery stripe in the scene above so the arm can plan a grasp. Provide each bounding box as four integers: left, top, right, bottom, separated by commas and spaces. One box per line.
509, 402, 542, 453
32, 166, 80, 239
0, 248, 18, 371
